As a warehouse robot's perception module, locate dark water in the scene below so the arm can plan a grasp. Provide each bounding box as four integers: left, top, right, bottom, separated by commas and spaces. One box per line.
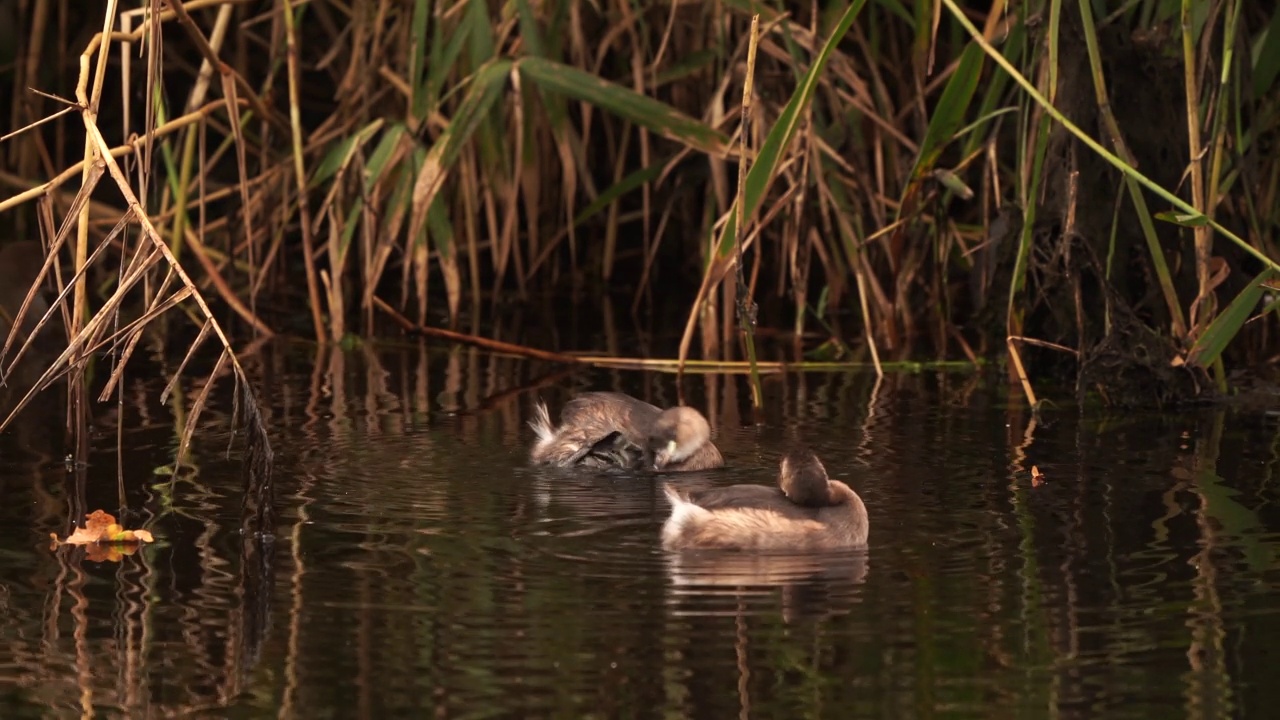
1, 341, 1279, 719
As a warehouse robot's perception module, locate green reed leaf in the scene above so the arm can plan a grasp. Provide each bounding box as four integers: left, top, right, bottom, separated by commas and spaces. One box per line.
337, 197, 362, 268
422, 3, 471, 117
1186, 268, 1279, 368
408, 0, 428, 118
407, 59, 512, 253
518, 56, 730, 157
572, 158, 670, 228
427, 194, 454, 260
363, 123, 408, 195
1252, 3, 1280, 97
310, 119, 383, 189
907, 41, 985, 187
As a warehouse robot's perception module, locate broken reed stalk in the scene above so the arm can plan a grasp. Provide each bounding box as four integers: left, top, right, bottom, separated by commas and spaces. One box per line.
0, 99, 243, 214
574, 355, 979, 374
376, 292, 972, 376
372, 296, 582, 364
83, 119, 266, 460
1005, 337, 1038, 408
734, 14, 765, 411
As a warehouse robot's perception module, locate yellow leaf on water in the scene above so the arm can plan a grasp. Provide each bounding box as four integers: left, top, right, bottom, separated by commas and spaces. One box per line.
49, 509, 155, 548
1031, 465, 1046, 487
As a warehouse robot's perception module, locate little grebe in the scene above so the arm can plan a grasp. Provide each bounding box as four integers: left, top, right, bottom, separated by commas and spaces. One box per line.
529, 391, 724, 472
660, 448, 868, 551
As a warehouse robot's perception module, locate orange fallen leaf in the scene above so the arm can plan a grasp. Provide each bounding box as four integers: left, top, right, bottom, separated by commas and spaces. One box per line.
49, 509, 155, 549
1031, 465, 1046, 487
84, 542, 144, 562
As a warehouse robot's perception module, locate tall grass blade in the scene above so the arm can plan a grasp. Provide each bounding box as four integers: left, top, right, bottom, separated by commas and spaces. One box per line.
571, 158, 669, 228
427, 195, 461, 326
420, 1, 470, 119
518, 57, 731, 157
1180, 0, 1212, 334
1185, 269, 1279, 369
938, 0, 1280, 276
408, 0, 429, 119
407, 59, 512, 258
1252, 3, 1280, 98
310, 119, 383, 189
903, 40, 986, 202
735, 14, 764, 412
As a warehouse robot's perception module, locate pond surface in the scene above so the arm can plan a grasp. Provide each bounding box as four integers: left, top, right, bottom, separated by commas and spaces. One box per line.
1, 341, 1278, 719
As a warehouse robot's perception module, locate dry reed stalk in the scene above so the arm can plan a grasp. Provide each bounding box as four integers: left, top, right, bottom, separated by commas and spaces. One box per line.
1181, 0, 1212, 337
1005, 336, 1038, 408
0, 3, 274, 487
732, 14, 764, 410
0, 169, 111, 381
281, 0, 326, 342
0, 99, 247, 215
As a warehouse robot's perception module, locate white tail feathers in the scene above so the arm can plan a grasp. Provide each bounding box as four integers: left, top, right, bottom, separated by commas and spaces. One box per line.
661, 483, 686, 507
528, 401, 554, 453
660, 483, 710, 549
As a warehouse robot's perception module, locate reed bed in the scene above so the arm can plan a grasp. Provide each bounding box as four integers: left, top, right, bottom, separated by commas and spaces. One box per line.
0, 0, 1277, 438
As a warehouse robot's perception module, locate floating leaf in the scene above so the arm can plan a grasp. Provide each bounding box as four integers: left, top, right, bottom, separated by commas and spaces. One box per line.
50, 509, 156, 551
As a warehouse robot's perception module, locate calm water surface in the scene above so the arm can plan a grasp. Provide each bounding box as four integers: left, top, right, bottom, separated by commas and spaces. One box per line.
1, 342, 1278, 719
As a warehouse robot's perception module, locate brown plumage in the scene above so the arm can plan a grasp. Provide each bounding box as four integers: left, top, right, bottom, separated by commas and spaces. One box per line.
528, 391, 723, 472
660, 448, 868, 551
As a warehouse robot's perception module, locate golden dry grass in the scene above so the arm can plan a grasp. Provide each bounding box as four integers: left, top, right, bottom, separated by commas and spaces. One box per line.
0, 0, 1275, 422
